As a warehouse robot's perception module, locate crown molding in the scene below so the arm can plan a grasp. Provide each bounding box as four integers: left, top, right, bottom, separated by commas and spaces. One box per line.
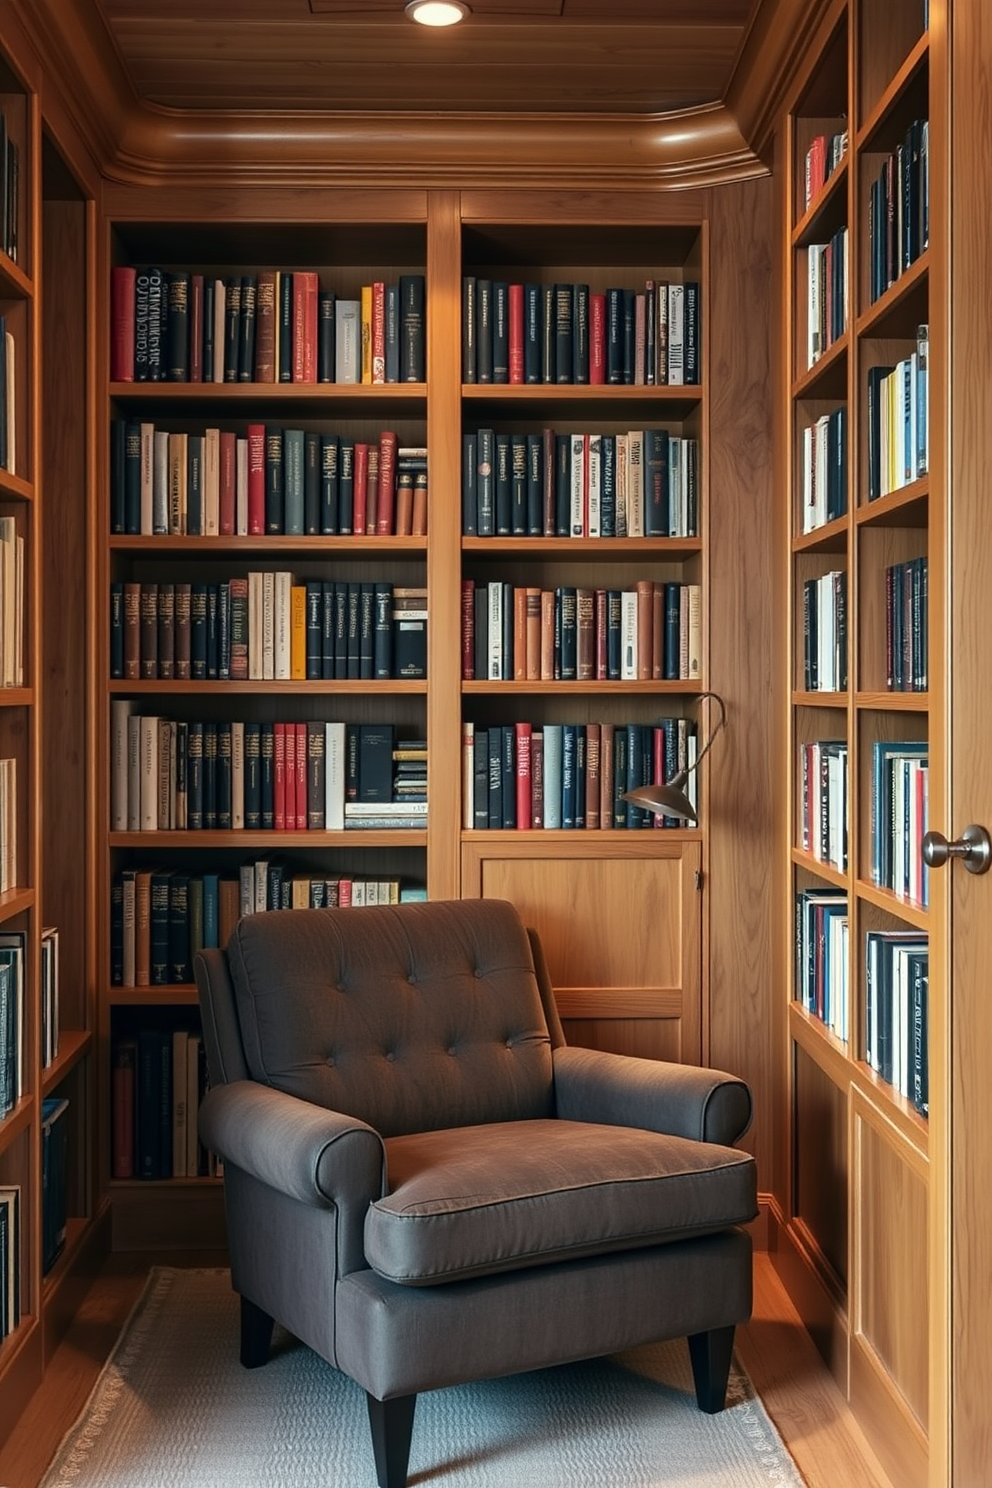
11, 0, 825, 190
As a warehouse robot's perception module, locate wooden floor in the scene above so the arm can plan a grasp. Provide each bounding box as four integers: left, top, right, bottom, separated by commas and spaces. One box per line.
0, 1252, 894, 1488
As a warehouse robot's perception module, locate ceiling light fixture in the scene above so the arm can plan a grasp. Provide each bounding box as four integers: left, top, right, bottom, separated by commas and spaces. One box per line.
405, 0, 470, 25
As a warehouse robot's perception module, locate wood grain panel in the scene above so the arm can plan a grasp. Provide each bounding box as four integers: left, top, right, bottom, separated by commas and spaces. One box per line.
794, 1041, 849, 1288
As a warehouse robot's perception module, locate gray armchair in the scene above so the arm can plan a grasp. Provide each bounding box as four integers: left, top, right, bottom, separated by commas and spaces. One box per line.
196, 897, 757, 1488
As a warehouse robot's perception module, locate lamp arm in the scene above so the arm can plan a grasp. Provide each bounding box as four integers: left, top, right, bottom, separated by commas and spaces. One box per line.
666, 691, 727, 785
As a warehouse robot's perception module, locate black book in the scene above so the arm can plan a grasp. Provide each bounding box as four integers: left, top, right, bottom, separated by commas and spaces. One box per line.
607, 590, 622, 679
558, 586, 577, 680
572, 283, 589, 383
123, 420, 141, 534
145, 266, 165, 380
492, 281, 509, 383
487, 726, 503, 828
462, 431, 478, 536
136, 1030, 165, 1179
322, 582, 336, 680
555, 433, 571, 536
264, 425, 284, 533
399, 274, 426, 383
473, 727, 490, 829
202, 277, 216, 382
244, 722, 261, 829
186, 433, 203, 537
166, 270, 190, 381
260, 723, 274, 829
320, 433, 339, 533
374, 582, 393, 678
461, 275, 477, 383
318, 289, 336, 382
304, 430, 321, 534
223, 275, 242, 383
150, 871, 172, 985
338, 441, 355, 534
511, 433, 528, 536
684, 281, 701, 385
476, 279, 493, 384
278, 272, 293, 383
359, 582, 376, 680
554, 283, 573, 383
202, 722, 218, 828
622, 290, 636, 384
476, 428, 495, 537
206, 584, 219, 679
190, 584, 208, 680
524, 283, 543, 384
110, 582, 124, 677
110, 419, 127, 533
644, 428, 670, 537
305, 582, 322, 681
541, 284, 556, 383
133, 269, 150, 382
494, 433, 512, 535
346, 582, 361, 680
169, 874, 191, 983
186, 721, 204, 829
358, 723, 394, 802
526, 433, 543, 535
238, 274, 257, 382
307, 721, 326, 829
664, 582, 680, 679
605, 288, 624, 383
334, 582, 348, 679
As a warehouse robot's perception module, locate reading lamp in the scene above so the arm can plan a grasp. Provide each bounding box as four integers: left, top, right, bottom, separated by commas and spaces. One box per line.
405, 1, 470, 24
622, 691, 728, 825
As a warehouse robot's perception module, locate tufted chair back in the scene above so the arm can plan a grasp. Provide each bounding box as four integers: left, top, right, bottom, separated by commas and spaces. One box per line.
207, 898, 558, 1137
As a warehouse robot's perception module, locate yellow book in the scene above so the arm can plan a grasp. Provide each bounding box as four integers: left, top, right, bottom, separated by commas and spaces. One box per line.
360, 283, 373, 384
290, 584, 307, 679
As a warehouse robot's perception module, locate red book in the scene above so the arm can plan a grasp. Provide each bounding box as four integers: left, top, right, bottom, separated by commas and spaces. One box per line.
219, 431, 237, 535
376, 430, 398, 535
515, 722, 532, 831
508, 283, 525, 384
283, 723, 295, 831
292, 271, 319, 382
461, 580, 475, 678
589, 293, 606, 385
189, 274, 204, 382
372, 281, 386, 384
294, 723, 308, 830
352, 442, 369, 534
273, 723, 287, 831
111, 266, 136, 381
365, 445, 379, 532
247, 423, 266, 535
338, 878, 353, 907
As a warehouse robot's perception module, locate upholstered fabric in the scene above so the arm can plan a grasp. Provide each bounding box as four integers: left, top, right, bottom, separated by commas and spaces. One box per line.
552, 1046, 754, 1147
365, 1119, 757, 1285
225, 899, 555, 1137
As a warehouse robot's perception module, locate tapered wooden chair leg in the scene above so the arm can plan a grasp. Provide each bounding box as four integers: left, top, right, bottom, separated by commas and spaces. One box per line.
367, 1392, 417, 1488
687, 1325, 736, 1413
239, 1294, 275, 1369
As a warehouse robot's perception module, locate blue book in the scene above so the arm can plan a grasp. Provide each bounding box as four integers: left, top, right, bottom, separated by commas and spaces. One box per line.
543, 725, 563, 829
561, 724, 577, 828
203, 873, 220, 950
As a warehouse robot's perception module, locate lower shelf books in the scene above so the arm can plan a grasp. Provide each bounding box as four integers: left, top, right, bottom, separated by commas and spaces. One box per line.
795, 887, 848, 1042
885, 556, 928, 692
870, 740, 929, 905
112, 1027, 217, 1181
41, 926, 60, 1070
802, 571, 847, 691
462, 718, 696, 831
0, 1184, 19, 1340
41, 1096, 69, 1274
864, 930, 929, 1116
798, 740, 848, 869
0, 930, 24, 1119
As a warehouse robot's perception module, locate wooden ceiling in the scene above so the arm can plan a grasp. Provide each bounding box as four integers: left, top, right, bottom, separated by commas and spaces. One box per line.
94, 0, 759, 116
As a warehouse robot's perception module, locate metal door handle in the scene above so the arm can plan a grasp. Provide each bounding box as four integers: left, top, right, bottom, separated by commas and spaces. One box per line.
922, 825, 992, 875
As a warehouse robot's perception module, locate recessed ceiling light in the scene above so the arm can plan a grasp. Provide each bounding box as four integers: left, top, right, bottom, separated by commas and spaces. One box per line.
405, 0, 470, 26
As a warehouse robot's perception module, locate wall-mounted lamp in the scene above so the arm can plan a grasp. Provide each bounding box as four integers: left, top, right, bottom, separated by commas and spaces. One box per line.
622, 691, 728, 825
405, 1, 470, 24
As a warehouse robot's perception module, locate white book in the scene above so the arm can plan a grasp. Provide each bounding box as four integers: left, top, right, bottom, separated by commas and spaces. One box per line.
335, 299, 361, 385
615, 433, 629, 537
667, 284, 685, 385
236, 436, 249, 535
121, 872, 136, 987
686, 583, 702, 680
462, 720, 475, 831
231, 719, 245, 829
172, 1030, 189, 1178
212, 278, 226, 384
262, 571, 275, 681
127, 714, 141, 831
488, 580, 503, 681
254, 859, 269, 914
817, 574, 834, 691
152, 429, 169, 534
807, 246, 821, 367
157, 717, 173, 830
626, 430, 644, 536
239, 862, 255, 918
139, 422, 155, 534
325, 721, 346, 831
139, 715, 159, 831
273, 570, 292, 680
587, 432, 601, 537
247, 570, 263, 681
203, 426, 220, 535
1, 757, 14, 893
570, 432, 585, 536
668, 436, 683, 537
186, 1035, 202, 1178
620, 589, 638, 681
110, 700, 132, 831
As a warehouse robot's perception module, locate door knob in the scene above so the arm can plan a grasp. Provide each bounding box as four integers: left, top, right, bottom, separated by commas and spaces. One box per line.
922, 824, 992, 875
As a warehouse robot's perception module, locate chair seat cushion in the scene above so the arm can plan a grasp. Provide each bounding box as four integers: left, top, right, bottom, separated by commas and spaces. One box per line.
365, 1118, 757, 1286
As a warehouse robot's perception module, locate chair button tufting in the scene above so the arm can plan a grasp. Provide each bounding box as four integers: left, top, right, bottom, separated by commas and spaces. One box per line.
474, 968, 483, 979
385, 1051, 395, 1063
448, 1046, 457, 1057
408, 973, 417, 985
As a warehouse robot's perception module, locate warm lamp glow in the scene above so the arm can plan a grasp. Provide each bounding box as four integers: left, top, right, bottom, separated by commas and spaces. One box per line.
405, 0, 470, 25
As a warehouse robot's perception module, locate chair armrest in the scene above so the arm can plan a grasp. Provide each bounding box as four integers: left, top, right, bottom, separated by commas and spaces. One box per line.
199, 1081, 386, 1210
552, 1046, 753, 1146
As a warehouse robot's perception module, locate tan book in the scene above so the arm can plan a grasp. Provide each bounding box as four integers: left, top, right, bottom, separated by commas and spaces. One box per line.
636, 579, 654, 681
576, 587, 595, 680
513, 586, 527, 680
255, 271, 277, 382
540, 589, 555, 680
525, 588, 541, 680
585, 722, 601, 829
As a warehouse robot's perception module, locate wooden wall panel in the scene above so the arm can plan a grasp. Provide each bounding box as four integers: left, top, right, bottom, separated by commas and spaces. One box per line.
794, 1042, 848, 1287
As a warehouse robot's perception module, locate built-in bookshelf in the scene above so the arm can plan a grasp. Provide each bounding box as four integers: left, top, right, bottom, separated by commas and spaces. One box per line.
780, 3, 939, 1485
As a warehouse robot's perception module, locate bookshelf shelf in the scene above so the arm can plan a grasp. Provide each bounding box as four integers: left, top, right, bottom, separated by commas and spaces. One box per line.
0, 688, 32, 708
0, 252, 30, 299
792, 516, 848, 555
854, 878, 929, 927
41, 1031, 93, 1097
855, 690, 928, 711
854, 250, 929, 336
109, 382, 428, 408
108, 829, 429, 849
790, 336, 848, 400
0, 469, 33, 503
0, 1095, 33, 1155
108, 985, 199, 1007
790, 848, 848, 889
855, 481, 928, 526
462, 536, 701, 557
461, 679, 703, 696
460, 384, 703, 411
0, 886, 34, 924
109, 534, 429, 554
856, 31, 930, 151
108, 679, 429, 697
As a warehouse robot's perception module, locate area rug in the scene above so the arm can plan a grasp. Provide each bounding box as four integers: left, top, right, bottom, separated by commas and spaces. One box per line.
40, 1268, 806, 1488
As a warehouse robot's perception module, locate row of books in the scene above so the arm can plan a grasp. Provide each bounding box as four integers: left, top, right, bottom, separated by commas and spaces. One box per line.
110, 421, 428, 538
110, 267, 426, 385
800, 406, 847, 533
866, 327, 929, 501
886, 556, 928, 693
111, 578, 427, 684
0, 1185, 18, 1340
806, 225, 848, 368
870, 741, 929, 906
111, 1030, 216, 1180
867, 119, 929, 305
0, 757, 15, 896
462, 427, 698, 540
462, 718, 697, 832
41, 1097, 69, 1274
0, 318, 14, 476
462, 579, 701, 684
803, 130, 847, 213
865, 931, 929, 1115
461, 277, 701, 387
802, 571, 848, 692
111, 866, 428, 986
110, 712, 427, 833
0, 931, 24, 1120
798, 740, 848, 871
41, 927, 60, 1072
0, 109, 17, 264
794, 888, 848, 1042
